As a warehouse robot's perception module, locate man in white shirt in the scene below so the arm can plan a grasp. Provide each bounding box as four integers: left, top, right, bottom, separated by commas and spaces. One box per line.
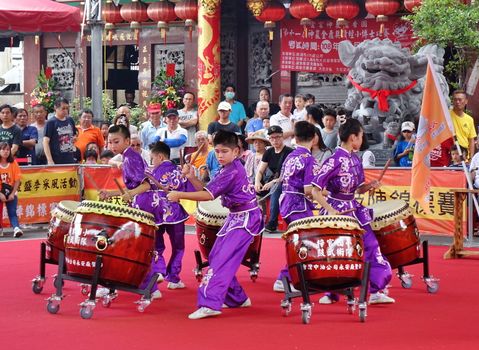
178, 92, 198, 153
270, 94, 294, 146
155, 109, 188, 164
140, 102, 164, 150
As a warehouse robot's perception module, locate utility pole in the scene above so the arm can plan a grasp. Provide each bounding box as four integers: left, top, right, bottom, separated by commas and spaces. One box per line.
85, 0, 103, 122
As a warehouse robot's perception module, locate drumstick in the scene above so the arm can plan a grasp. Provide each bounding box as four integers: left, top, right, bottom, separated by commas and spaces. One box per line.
377, 158, 392, 182
189, 142, 206, 165
84, 171, 100, 191
145, 172, 170, 193
179, 148, 184, 167
113, 178, 126, 195
339, 208, 355, 215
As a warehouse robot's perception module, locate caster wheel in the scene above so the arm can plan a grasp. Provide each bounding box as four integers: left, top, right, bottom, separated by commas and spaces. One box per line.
301, 310, 311, 324
32, 281, 43, 294
401, 279, 413, 289
347, 302, 355, 315
53, 276, 64, 289
102, 299, 111, 308
427, 282, 439, 294
138, 305, 145, 313
47, 301, 59, 314
359, 309, 366, 322
80, 306, 93, 319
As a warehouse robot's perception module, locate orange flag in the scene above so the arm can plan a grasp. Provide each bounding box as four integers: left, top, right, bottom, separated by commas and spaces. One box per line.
411, 56, 454, 213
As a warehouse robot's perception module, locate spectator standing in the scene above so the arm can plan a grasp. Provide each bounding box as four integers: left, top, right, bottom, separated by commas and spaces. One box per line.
31, 104, 48, 164
304, 93, 315, 106
155, 109, 188, 164
223, 84, 247, 130
178, 92, 198, 154
207, 102, 241, 143
393, 121, 415, 167
245, 129, 270, 184
292, 94, 307, 123
270, 94, 294, 147
247, 87, 280, 118
75, 109, 104, 160
245, 100, 269, 136
306, 105, 324, 130
430, 138, 454, 167
321, 108, 338, 150
125, 90, 138, 108
254, 126, 293, 233
43, 98, 78, 165
312, 128, 332, 166
15, 108, 38, 165
0, 142, 22, 237
450, 90, 476, 160
140, 102, 164, 150
115, 105, 138, 135
0, 104, 22, 156
360, 132, 375, 168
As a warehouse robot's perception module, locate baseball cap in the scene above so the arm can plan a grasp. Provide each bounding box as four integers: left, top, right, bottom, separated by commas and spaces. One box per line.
217, 101, 232, 111
267, 125, 283, 135
401, 121, 415, 132
147, 102, 162, 113
165, 108, 179, 117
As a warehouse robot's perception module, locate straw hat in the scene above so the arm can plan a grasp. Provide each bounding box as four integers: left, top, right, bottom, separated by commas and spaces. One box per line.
246, 130, 271, 145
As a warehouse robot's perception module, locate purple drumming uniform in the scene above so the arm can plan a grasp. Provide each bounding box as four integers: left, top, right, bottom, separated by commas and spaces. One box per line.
311, 147, 392, 293
198, 158, 263, 310
277, 146, 319, 282
146, 161, 195, 284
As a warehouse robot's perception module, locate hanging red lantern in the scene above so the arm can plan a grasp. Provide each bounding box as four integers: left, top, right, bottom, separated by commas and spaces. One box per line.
404, 0, 422, 12
147, 0, 177, 43
256, 1, 286, 41
289, 0, 322, 37
365, 0, 400, 33
174, 0, 198, 42
325, 0, 360, 38
120, 0, 149, 44
103, 0, 123, 46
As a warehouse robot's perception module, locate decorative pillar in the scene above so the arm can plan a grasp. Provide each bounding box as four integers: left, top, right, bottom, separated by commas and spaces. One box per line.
197, 0, 221, 131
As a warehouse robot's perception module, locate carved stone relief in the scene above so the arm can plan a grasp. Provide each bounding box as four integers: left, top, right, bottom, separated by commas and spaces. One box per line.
153, 44, 185, 77
46, 48, 76, 100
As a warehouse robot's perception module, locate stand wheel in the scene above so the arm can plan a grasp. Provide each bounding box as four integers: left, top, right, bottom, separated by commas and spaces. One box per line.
301, 309, 311, 324
32, 280, 43, 294
426, 282, 439, 294
138, 304, 146, 313
53, 276, 64, 289
249, 271, 258, 282
401, 279, 413, 289
347, 301, 356, 314
359, 309, 366, 322
47, 301, 59, 314
80, 305, 93, 319
281, 300, 291, 317
101, 298, 111, 308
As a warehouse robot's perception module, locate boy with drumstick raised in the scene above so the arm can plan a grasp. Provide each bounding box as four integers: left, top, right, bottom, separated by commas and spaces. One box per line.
311, 118, 394, 305
167, 130, 264, 319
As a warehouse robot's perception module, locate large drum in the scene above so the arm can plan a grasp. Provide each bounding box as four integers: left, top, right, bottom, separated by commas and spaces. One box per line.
46, 201, 80, 263
195, 198, 261, 261
283, 216, 365, 291
64, 200, 157, 288
369, 200, 420, 269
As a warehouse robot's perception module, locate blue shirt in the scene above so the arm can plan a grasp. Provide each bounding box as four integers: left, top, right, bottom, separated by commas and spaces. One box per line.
17, 126, 38, 164
140, 121, 164, 150
206, 150, 221, 180
245, 118, 264, 134
227, 100, 247, 125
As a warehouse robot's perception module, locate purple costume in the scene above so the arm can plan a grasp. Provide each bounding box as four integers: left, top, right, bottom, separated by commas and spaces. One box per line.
311, 147, 392, 293
147, 161, 195, 283
277, 146, 319, 281
199, 158, 263, 310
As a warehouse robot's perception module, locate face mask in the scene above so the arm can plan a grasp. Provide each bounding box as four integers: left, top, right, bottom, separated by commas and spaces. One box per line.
225, 91, 235, 100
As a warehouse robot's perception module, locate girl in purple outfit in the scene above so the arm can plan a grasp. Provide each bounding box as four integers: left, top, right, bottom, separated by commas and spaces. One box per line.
311, 118, 394, 305
168, 131, 263, 320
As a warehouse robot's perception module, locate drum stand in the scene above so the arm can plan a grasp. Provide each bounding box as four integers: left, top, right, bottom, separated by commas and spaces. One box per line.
193, 232, 264, 282
394, 240, 439, 293
46, 251, 159, 319
280, 262, 370, 324
31, 242, 64, 294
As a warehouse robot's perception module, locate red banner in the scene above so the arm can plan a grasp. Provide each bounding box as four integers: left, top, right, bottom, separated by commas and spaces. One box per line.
280, 17, 414, 73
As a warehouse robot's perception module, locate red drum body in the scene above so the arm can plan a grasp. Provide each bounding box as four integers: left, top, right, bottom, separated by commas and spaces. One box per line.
370, 200, 420, 269
64, 201, 157, 288
195, 199, 260, 261
284, 216, 365, 290
46, 201, 79, 263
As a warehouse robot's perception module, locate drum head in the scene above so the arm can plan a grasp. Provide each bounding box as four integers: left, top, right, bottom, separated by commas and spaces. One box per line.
284, 215, 363, 237
369, 200, 412, 230
196, 198, 229, 226
52, 200, 80, 223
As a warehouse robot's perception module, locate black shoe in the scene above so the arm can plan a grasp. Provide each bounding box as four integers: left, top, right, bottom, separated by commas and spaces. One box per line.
263, 226, 277, 234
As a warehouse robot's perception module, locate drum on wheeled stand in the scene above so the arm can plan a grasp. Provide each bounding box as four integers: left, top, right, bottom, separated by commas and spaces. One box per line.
369, 200, 439, 293
32, 201, 79, 294
281, 215, 370, 324
194, 198, 263, 282
45, 201, 159, 319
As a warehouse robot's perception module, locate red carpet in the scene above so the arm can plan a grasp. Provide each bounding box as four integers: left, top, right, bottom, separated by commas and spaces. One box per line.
0, 236, 477, 350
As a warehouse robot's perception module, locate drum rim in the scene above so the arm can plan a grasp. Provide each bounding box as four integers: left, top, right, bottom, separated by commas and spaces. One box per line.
370, 200, 412, 230
52, 200, 80, 223
283, 215, 363, 238
75, 200, 157, 227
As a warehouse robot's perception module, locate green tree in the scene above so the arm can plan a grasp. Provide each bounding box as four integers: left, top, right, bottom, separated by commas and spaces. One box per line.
404, 0, 479, 89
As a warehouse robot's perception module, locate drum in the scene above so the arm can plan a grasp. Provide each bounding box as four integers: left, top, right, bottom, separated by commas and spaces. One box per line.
369, 200, 420, 269
46, 201, 80, 263
64, 200, 157, 288
283, 216, 365, 291
195, 198, 261, 261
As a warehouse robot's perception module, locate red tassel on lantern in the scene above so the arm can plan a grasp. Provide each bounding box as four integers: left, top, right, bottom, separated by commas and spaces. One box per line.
175, 0, 198, 42
365, 0, 400, 34
147, 0, 177, 44
120, 0, 149, 45
325, 0, 360, 38
255, 1, 286, 41
289, 0, 322, 38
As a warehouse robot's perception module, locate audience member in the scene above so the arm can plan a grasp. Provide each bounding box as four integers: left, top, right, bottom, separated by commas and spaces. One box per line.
140, 102, 164, 150
247, 87, 280, 118
0, 104, 21, 156
306, 105, 324, 130
304, 93, 315, 106
270, 94, 294, 146
450, 90, 476, 161
114, 105, 138, 135
393, 121, 415, 167
75, 109, 104, 160
245, 100, 269, 136
155, 109, 187, 164
312, 128, 332, 166
178, 92, 198, 154
223, 84, 246, 130
125, 90, 138, 108
186, 130, 210, 179
292, 94, 307, 123
31, 104, 48, 164
320, 108, 338, 150
15, 108, 38, 165
207, 102, 240, 143
99, 149, 114, 164
430, 137, 454, 167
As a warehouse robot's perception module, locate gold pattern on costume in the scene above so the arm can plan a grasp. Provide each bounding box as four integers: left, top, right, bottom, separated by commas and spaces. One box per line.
308, 0, 325, 11
200, 0, 221, 15
246, 0, 267, 17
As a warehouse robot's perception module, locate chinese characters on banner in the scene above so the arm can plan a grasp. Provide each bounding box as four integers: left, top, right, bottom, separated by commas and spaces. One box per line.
280, 17, 414, 73
2, 166, 80, 226
363, 168, 465, 236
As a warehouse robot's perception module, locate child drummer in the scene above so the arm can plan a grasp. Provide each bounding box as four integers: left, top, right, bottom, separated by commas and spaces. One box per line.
311, 118, 394, 305
274, 121, 319, 292
100, 125, 164, 299
167, 130, 264, 319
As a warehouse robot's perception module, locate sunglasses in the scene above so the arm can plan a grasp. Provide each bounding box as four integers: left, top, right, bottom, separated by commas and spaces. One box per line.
402, 130, 412, 133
